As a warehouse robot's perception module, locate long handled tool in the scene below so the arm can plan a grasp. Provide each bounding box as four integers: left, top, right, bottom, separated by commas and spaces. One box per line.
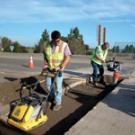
7, 70, 61, 132
41, 70, 63, 113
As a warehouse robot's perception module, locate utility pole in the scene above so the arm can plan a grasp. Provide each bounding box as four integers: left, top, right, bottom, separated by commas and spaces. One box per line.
97, 25, 106, 45
0, 37, 3, 51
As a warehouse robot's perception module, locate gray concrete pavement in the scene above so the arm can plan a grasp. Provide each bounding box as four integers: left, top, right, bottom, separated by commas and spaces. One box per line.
65, 77, 135, 135
0, 53, 135, 81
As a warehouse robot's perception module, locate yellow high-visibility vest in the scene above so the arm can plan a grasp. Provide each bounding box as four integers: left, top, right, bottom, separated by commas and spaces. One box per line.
45, 41, 65, 70
91, 45, 108, 65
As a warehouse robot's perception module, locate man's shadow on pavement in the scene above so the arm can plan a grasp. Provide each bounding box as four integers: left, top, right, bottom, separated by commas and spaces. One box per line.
102, 83, 135, 117
64, 70, 87, 77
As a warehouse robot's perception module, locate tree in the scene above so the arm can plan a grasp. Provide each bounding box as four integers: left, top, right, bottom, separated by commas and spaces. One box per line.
13, 41, 28, 53
42, 29, 49, 41
34, 44, 40, 53
112, 45, 120, 53
61, 36, 68, 43
34, 29, 50, 53
122, 44, 135, 53
116, 46, 120, 53
84, 44, 90, 55
69, 27, 83, 41
128, 45, 135, 53
68, 27, 85, 54
34, 27, 90, 54
68, 38, 85, 54
1, 37, 12, 52
68, 29, 74, 39
1, 37, 28, 52
73, 27, 79, 39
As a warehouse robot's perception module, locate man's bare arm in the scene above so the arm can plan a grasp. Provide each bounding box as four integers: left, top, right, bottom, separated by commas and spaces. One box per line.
61, 55, 71, 69
96, 55, 105, 63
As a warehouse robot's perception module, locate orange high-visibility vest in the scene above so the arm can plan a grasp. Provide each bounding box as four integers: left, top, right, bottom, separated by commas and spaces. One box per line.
45, 41, 65, 70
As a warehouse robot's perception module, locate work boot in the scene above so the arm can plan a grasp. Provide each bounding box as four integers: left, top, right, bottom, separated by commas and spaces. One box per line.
99, 78, 106, 86
53, 104, 62, 111
93, 82, 99, 87
47, 95, 54, 103
89, 76, 93, 83
100, 81, 106, 86
47, 101, 52, 108
102, 81, 106, 86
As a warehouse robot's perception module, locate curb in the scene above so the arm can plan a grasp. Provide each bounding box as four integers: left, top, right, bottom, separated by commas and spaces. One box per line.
63, 78, 86, 95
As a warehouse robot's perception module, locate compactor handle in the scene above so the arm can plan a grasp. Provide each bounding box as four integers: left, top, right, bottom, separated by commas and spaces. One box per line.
41, 68, 63, 78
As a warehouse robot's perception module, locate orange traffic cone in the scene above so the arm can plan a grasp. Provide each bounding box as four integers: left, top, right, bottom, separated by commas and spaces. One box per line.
28, 56, 34, 69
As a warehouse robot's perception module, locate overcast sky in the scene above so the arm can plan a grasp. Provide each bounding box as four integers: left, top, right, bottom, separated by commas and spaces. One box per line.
0, 0, 135, 47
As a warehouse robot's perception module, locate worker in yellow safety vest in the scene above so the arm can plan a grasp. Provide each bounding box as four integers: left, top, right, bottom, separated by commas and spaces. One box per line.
90, 42, 109, 87
42, 30, 71, 111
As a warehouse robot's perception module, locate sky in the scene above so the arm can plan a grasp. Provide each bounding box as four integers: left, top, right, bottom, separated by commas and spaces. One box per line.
0, 0, 135, 48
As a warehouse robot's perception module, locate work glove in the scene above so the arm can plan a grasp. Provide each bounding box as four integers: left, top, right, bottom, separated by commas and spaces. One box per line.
54, 65, 65, 72
101, 59, 106, 63
60, 66, 65, 72
54, 66, 61, 72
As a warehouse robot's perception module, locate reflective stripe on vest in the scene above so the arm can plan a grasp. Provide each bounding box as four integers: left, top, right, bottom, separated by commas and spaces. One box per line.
45, 41, 65, 70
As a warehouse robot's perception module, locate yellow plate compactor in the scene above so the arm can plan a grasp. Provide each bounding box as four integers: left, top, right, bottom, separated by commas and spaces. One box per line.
7, 80, 48, 131
8, 94, 48, 131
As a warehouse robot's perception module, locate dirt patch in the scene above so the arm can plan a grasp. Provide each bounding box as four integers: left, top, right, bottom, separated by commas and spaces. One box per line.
0, 75, 117, 135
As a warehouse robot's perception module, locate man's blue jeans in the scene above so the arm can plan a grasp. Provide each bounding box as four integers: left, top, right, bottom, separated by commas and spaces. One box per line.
46, 73, 63, 105
91, 61, 104, 83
